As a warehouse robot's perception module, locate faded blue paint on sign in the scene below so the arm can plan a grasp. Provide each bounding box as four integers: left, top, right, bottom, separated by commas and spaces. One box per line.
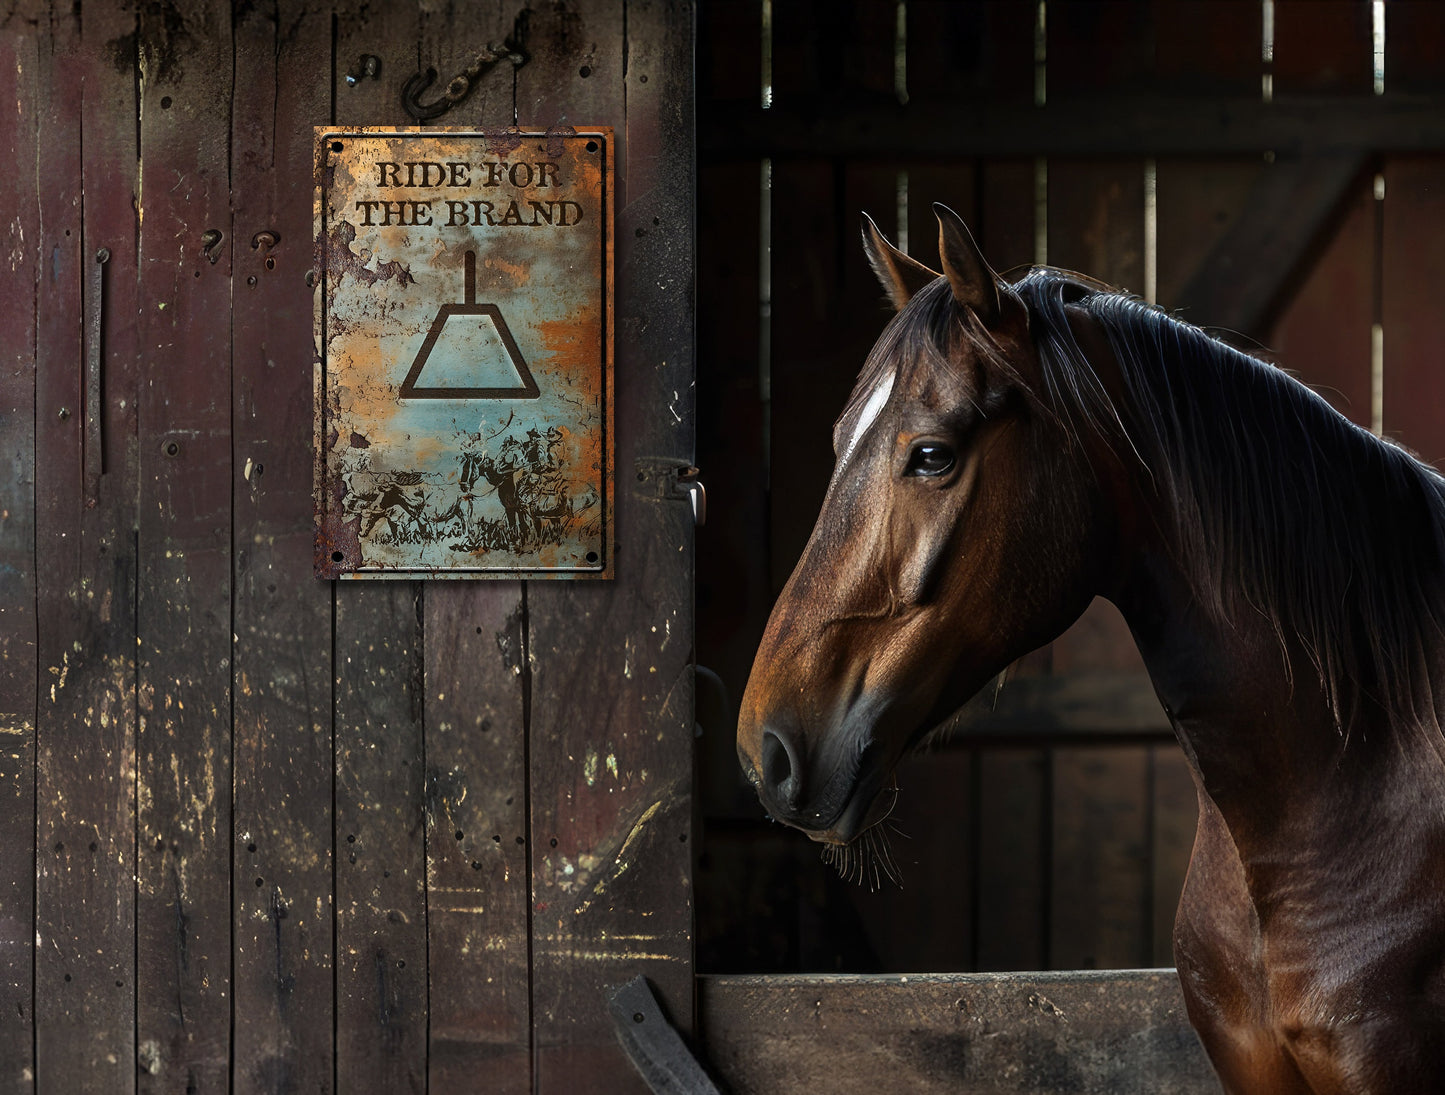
314, 127, 613, 579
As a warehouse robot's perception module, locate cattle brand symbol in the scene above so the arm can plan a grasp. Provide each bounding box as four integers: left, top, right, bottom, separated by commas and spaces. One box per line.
399, 250, 539, 399
314, 127, 614, 580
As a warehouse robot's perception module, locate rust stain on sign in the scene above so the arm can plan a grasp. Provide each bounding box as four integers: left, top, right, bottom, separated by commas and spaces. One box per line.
314, 127, 613, 579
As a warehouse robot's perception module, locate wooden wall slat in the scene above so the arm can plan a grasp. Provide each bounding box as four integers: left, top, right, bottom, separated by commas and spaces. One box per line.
333, 585, 428, 1095
521, 2, 695, 1089
1050, 749, 1151, 969
698, 0, 761, 105
409, 8, 533, 1091
423, 587, 530, 1092
1273, 0, 1373, 94
771, 0, 896, 105
1150, 0, 1259, 95
34, 4, 140, 1090
907, 1, 1034, 105
1385, 1, 1445, 94
1047, 0, 1155, 97
694, 159, 766, 821
1382, 156, 1445, 464
974, 749, 1049, 970
1149, 747, 1197, 968
1267, 183, 1375, 428
0, 25, 39, 1093
766, 159, 836, 593
331, 7, 430, 1092
134, 1, 235, 1088
229, 4, 335, 1092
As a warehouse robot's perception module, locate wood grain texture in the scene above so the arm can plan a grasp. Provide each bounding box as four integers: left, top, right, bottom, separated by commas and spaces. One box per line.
700, 970, 1216, 1094
0, 24, 39, 1093
229, 3, 335, 1092
974, 749, 1048, 971
408, 5, 535, 1092
521, 1, 696, 1089
134, 1, 236, 1089
331, 6, 429, 1092
1269, 181, 1376, 429
34, 3, 140, 1090
423, 586, 530, 1093
1382, 155, 1445, 465
1050, 748, 1151, 970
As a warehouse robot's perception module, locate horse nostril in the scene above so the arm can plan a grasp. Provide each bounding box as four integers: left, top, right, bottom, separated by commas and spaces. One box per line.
760, 729, 801, 809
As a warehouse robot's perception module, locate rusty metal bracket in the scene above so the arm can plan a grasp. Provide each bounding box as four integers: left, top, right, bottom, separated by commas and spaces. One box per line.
84, 247, 109, 506
635, 458, 706, 526
607, 975, 720, 1095
401, 44, 526, 122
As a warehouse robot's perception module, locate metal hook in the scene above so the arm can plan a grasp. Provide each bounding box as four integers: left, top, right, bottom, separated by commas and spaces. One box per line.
401, 43, 525, 122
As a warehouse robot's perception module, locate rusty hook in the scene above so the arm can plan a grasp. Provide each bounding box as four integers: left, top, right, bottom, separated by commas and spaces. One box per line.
401, 43, 525, 122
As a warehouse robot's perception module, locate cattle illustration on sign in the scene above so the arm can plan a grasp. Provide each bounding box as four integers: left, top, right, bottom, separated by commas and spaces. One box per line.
314, 127, 613, 578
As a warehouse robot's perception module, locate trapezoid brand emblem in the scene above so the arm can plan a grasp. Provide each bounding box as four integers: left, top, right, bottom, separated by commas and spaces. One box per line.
399, 250, 539, 399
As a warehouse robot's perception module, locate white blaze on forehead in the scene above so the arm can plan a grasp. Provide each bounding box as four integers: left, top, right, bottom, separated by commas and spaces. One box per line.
839, 370, 895, 471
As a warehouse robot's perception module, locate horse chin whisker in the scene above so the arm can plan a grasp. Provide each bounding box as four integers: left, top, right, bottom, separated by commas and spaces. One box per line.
818, 790, 906, 891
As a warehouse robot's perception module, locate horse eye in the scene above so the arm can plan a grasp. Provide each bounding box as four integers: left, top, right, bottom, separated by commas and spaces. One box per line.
904, 443, 955, 478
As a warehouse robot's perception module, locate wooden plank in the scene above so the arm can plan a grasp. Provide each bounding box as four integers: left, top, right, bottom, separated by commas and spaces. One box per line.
974, 750, 1049, 971
331, 5, 429, 1093
1150, 746, 1197, 968
1150, 0, 1259, 95
698, 0, 761, 105
1050, 748, 1151, 969
520, 2, 695, 1089
697, 93, 1445, 161
1268, 180, 1375, 429
907, 0, 1034, 104
333, 585, 428, 1095
1154, 158, 1263, 314
1169, 154, 1367, 342
693, 160, 767, 821
699, 970, 1216, 1094
33, 4, 140, 1090
766, 159, 836, 594
1273, 0, 1372, 94
1387, 1, 1445, 93
1047, 0, 1155, 96
412, 11, 531, 1091
1382, 156, 1445, 465
771, 0, 895, 105
423, 587, 530, 1092
846, 749, 974, 972
134, 0, 235, 1088
229, 3, 334, 1092
0, 25, 38, 1093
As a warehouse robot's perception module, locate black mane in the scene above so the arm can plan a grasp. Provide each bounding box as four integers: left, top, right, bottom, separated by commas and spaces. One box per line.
1021, 267, 1445, 732
865, 268, 1445, 733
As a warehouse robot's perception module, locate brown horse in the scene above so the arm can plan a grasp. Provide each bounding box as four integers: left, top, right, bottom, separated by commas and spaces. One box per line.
737, 204, 1445, 1094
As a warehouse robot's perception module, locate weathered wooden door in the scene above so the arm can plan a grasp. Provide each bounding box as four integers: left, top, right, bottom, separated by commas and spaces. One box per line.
0, 2, 695, 1092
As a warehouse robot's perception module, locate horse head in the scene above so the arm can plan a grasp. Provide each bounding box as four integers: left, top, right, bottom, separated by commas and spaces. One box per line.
738, 205, 1126, 848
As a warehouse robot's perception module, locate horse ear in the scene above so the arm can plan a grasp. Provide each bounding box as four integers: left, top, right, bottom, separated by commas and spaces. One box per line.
934, 203, 1001, 324
861, 212, 940, 310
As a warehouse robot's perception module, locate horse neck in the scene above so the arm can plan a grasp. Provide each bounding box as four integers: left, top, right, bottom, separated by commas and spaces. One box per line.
1112, 531, 1376, 842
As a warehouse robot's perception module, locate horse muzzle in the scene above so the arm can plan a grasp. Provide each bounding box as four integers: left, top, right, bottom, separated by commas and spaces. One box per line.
740, 719, 890, 844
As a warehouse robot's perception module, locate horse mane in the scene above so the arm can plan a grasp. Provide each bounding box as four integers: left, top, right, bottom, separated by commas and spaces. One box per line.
866, 269, 1445, 733
1021, 267, 1445, 733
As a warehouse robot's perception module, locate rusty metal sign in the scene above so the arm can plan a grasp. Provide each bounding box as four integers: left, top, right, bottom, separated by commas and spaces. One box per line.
314, 127, 613, 579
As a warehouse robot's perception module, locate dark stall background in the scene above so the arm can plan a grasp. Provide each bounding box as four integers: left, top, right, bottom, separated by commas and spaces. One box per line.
693, 0, 1445, 977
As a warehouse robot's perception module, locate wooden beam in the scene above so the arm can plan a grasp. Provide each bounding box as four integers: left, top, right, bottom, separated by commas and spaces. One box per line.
700, 94, 1445, 161
699, 970, 1216, 1094
941, 673, 1172, 739
1174, 155, 1369, 339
